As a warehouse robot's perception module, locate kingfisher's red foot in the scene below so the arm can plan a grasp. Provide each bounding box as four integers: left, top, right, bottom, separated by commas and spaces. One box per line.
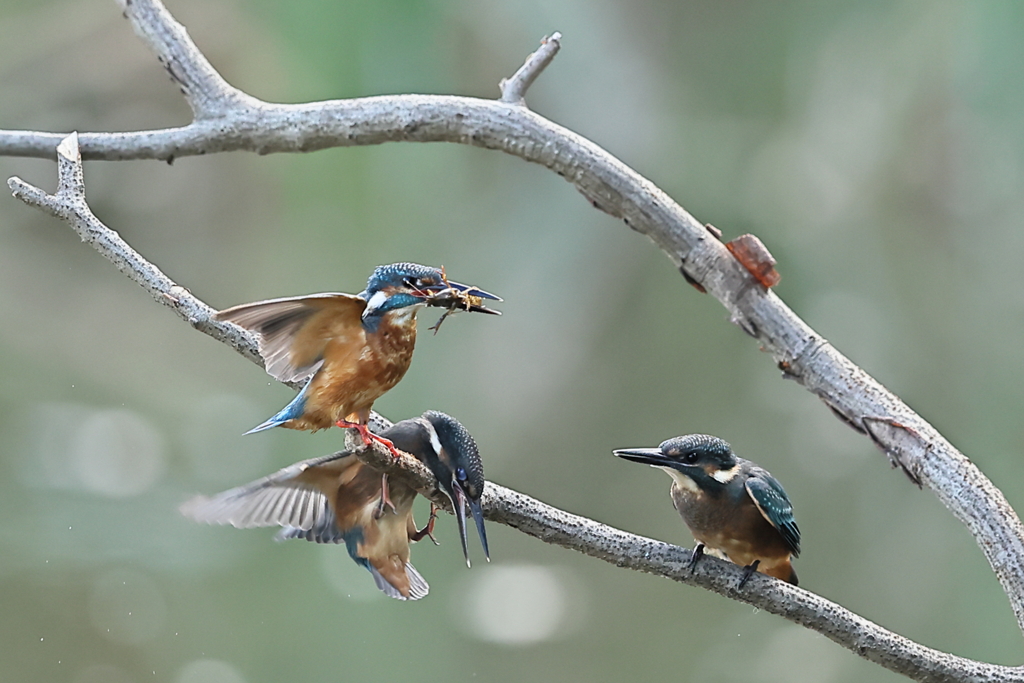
373, 472, 398, 519
337, 419, 403, 459
411, 503, 441, 545
372, 475, 395, 518
336, 420, 400, 518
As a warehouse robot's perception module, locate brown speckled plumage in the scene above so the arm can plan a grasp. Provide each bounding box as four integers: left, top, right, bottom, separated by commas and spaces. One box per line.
291, 309, 418, 430
670, 480, 797, 583
213, 263, 500, 437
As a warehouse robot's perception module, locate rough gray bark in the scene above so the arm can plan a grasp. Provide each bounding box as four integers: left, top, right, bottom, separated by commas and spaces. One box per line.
3, 2, 1024, 681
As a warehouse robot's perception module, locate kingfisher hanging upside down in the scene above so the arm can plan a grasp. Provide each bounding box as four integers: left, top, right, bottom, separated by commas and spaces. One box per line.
400, 410, 490, 566
214, 262, 500, 456
180, 411, 489, 600
614, 434, 800, 586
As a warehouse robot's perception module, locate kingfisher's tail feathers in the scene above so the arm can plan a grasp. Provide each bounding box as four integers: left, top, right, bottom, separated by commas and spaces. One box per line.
775, 562, 798, 586
245, 381, 311, 434
405, 563, 430, 599
368, 562, 429, 601
244, 416, 287, 435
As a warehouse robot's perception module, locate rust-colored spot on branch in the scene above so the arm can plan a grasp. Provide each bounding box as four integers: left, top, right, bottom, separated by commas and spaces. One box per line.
725, 234, 780, 288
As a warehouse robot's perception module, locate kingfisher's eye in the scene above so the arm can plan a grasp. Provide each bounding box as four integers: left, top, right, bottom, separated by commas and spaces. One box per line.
456, 467, 468, 482
682, 451, 699, 464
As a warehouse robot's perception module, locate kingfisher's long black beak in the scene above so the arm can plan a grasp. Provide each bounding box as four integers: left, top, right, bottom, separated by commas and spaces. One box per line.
451, 483, 472, 567
421, 280, 502, 315
450, 483, 473, 569
440, 281, 502, 302
464, 304, 501, 315
613, 447, 671, 467
468, 496, 490, 562
449, 482, 490, 567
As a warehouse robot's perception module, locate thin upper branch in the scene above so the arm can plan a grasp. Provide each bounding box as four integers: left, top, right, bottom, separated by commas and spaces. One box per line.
116, 0, 254, 118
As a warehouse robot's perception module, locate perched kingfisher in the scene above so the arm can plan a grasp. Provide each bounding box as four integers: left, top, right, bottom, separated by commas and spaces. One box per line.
214, 262, 500, 458
614, 434, 800, 586
181, 411, 489, 600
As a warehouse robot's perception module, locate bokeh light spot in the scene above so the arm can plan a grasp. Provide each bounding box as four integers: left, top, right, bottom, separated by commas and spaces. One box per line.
460, 563, 569, 645
72, 409, 166, 497
174, 659, 246, 683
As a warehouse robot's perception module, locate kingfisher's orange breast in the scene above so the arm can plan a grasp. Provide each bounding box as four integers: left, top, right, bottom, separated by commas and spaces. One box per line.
288, 313, 418, 430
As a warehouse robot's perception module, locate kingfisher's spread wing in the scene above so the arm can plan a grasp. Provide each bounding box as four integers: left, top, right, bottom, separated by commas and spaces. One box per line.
183, 450, 427, 600
215, 293, 366, 383
744, 472, 801, 556
180, 451, 357, 535
276, 521, 345, 544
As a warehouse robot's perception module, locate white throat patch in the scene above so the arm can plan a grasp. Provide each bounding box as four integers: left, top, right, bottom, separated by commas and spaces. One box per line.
427, 425, 442, 457
711, 464, 741, 484
659, 466, 699, 493
365, 290, 388, 315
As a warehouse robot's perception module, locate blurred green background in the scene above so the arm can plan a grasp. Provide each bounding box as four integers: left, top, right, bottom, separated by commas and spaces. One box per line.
1, 0, 1023, 681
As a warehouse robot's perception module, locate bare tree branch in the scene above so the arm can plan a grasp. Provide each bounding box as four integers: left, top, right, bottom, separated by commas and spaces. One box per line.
4, 1, 1024, 680
9, 133, 261, 371
116, 0, 254, 118
499, 32, 562, 105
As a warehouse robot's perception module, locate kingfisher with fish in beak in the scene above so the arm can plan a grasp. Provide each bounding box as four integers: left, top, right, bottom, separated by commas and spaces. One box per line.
215, 262, 501, 460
